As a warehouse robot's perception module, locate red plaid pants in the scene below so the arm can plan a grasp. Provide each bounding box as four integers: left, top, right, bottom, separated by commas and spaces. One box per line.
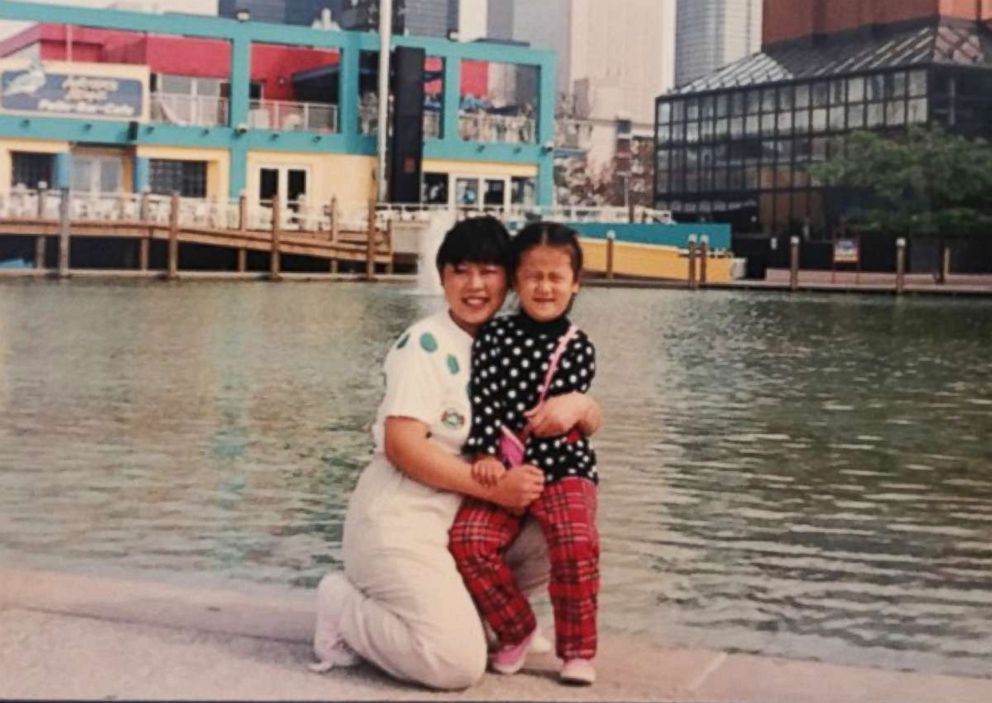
449, 477, 599, 660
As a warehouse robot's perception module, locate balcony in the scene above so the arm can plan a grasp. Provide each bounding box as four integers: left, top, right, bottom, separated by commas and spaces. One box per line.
150, 93, 229, 127
555, 118, 594, 153
248, 99, 339, 133
458, 113, 535, 144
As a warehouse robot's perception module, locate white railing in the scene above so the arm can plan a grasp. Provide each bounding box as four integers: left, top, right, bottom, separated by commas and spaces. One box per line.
423, 110, 442, 138
555, 118, 594, 151
459, 112, 535, 144
249, 100, 339, 133
150, 93, 229, 127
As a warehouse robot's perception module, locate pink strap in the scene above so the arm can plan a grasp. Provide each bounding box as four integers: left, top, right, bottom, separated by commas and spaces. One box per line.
537, 324, 578, 405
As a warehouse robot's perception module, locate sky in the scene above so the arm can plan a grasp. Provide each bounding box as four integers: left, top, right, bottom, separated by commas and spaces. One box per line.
0, 0, 218, 42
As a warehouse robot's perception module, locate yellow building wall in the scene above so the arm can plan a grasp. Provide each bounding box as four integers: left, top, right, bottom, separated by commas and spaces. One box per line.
136, 145, 230, 199
581, 238, 738, 284
0, 139, 70, 192
246, 151, 375, 216
422, 159, 538, 179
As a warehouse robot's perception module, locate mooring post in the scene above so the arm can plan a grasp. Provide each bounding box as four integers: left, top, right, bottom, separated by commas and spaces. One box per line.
35, 234, 46, 270
57, 187, 70, 278
270, 195, 282, 281
366, 200, 376, 281
941, 242, 951, 285
699, 234, 709, 286
237, 191, 248, 272
329, 197, 339, 273
167, 191, 180, 280
896, 237, 906, 295
789, 235, 800, 291
385, 219, 395, 275
138, 186, 150, 271
606, 230, 616, 280
687, 234, 698, 289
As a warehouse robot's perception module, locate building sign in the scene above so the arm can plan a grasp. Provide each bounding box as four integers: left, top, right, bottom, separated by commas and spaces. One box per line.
1, 61, 143, 119
833, 238, 859, 264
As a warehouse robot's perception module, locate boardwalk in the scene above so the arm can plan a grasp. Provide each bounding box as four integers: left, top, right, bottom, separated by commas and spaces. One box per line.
0, 187, 393, 278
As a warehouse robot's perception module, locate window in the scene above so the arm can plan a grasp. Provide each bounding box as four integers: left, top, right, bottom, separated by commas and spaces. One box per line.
149, 159, 207, 198
11, 152, 55, 189
423, 172, 448, 204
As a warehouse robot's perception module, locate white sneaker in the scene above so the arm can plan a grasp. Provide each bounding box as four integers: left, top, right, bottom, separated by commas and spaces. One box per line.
528, 630, 553, 655
311, 573, 360, 672
560, 658, 596, 685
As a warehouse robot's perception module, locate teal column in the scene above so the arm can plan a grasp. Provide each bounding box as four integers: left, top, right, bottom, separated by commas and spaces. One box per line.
340, 37, 360, 148
133, 156, 149, 192
54, 152, 72, 189
228, 34, 251, 198
442, 55, 460, 143
536, 60, 556, 207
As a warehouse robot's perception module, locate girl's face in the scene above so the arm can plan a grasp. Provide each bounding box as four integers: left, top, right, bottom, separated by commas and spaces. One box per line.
441, 261, 508, 336
514, 244, 579, 322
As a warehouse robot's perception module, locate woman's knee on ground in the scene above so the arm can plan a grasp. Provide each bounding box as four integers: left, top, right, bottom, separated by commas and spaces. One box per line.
408, 627, 487, 690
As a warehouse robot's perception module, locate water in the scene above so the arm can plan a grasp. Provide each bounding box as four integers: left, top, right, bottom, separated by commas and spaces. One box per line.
1, 280, 991, 678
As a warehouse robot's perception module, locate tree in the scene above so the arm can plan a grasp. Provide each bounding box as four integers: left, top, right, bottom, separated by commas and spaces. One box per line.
812, 125, 992, 279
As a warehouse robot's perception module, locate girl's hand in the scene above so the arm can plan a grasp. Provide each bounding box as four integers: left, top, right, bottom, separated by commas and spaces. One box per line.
489, 464, 544, 511
471, 456, 506, 487
525, 392, 601, 438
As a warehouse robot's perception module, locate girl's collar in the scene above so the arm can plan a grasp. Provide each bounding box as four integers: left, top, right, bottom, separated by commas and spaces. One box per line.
516, 310, 570, 337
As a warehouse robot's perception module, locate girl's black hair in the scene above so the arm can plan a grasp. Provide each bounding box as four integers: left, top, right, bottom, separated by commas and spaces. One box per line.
509, 222, 583, 281
435, 216, 511, 276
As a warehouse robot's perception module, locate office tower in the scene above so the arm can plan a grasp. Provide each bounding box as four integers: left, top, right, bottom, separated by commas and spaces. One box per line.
675, 0, 762, 87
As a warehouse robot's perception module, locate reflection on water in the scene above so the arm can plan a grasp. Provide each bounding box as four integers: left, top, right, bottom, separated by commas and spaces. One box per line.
0, 281, 990, 677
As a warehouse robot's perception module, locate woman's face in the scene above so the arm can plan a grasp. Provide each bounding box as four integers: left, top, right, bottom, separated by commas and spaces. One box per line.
441, 261, 508, 336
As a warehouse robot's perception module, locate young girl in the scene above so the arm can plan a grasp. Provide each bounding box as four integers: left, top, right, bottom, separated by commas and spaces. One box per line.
449, 222, 599, 686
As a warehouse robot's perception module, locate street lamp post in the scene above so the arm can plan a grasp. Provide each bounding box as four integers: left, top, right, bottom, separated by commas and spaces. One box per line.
376, 0, 393, 203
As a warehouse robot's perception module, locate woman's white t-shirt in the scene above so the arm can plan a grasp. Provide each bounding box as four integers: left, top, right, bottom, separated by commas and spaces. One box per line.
347, 310, 474, 543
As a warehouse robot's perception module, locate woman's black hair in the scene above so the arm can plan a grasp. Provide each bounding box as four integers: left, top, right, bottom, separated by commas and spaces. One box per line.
435, 216, 511, 276
509, 222, 583, 281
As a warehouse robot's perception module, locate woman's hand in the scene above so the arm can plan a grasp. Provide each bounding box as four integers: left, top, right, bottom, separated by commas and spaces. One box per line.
488, 465, 544, 512
524, 392, 602, 438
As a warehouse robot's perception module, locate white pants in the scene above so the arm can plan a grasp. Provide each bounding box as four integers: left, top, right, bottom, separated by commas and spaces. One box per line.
320, 456, 548, 690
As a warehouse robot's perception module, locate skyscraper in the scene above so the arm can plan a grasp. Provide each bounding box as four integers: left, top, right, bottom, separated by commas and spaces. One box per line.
675, 0, 761, 87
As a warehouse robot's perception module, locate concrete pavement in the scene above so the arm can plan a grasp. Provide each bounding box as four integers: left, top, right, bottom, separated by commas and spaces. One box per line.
1, 567, 990, 702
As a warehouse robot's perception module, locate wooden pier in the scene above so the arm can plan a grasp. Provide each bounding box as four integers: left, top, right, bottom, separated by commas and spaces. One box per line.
0, 187, 394, 279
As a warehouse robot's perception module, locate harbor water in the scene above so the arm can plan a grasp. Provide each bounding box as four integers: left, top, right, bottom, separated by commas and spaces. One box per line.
0, 280, 990, 678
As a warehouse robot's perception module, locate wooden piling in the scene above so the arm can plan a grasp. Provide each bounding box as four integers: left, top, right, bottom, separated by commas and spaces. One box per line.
167, 192, 179, 280
329, 197, 339, 273
896, 237, 906, 295
789, 236, 800, 291
699, 238, 709, 286
35, 235, 46, 269
139, 188, 150, 271
941, 243, 951, 284
606, 230, 615, 280
366, 200, 376, 281
270, 196, 282, 281
237, 248, 247, 273
57, 188, 70, 278
687, 238, 697, 289
385, 219, 395, 275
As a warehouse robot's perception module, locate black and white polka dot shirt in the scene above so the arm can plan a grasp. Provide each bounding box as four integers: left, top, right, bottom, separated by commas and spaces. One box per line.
464, 313, 598, 485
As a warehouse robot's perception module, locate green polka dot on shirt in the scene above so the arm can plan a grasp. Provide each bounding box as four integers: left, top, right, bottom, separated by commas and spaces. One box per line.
446, 354, 460, 375
419, 332, 438, 353
396, 333, 410, 349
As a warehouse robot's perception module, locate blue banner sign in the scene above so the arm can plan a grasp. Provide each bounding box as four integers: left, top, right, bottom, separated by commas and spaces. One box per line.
1, 62, 143, 119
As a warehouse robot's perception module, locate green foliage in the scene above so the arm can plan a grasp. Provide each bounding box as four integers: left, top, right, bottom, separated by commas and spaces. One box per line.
810, 125, 992, 239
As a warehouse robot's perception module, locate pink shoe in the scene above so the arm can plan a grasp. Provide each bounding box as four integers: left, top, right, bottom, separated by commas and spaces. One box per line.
489, 629, 536, 675
560, 658, 596, 685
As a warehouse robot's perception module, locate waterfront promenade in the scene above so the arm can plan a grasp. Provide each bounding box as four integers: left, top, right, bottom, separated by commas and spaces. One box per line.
2, 567, 990, 702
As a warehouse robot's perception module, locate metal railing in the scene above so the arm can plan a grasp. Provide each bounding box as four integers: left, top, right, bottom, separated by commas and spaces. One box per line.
249, 99, 339, 133
458, 112, 535, 143
555, 118, 594, 151
150, 93, 229, 127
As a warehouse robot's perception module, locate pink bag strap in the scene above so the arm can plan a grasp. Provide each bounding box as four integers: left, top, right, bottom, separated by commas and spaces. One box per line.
537, 324, 578, 405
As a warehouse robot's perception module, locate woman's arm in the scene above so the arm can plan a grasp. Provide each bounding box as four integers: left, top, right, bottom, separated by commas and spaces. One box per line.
384, 417, 544, 511
525, 392, 602, 438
